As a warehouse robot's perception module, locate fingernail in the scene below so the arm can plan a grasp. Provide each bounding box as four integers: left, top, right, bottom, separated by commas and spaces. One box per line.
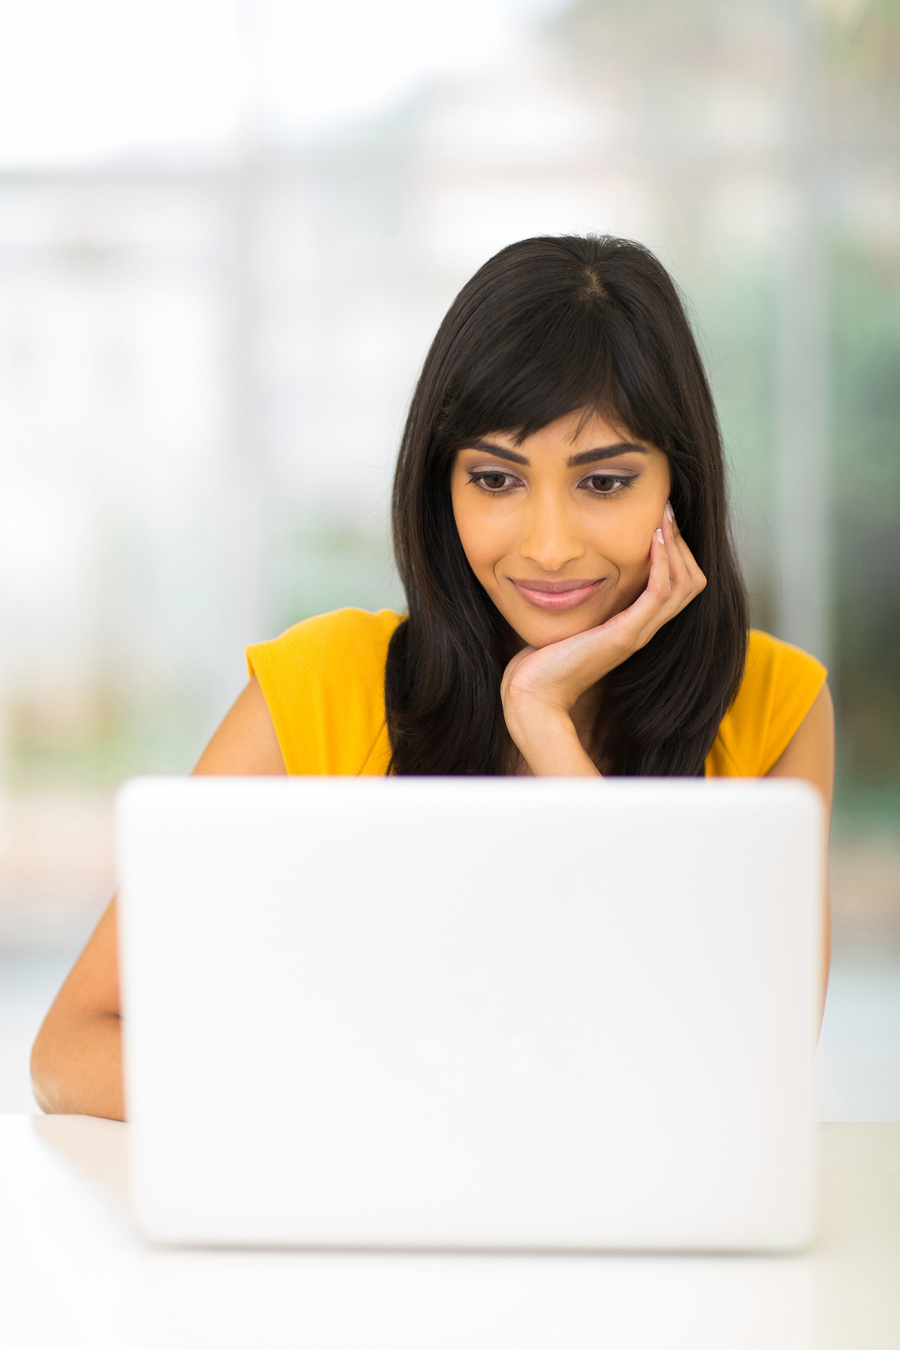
655, 527, 665, 544
665, 502, 675, 523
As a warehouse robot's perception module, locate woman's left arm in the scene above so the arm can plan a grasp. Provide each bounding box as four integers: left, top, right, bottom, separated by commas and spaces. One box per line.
764, 681, 835, 1023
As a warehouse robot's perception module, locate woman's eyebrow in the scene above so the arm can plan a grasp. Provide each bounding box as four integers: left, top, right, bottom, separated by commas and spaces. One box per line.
569, 443, 648, 466
461, 439, 648, 466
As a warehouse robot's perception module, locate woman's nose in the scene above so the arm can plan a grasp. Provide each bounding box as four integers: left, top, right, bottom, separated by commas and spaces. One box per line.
519, 494, 586, 572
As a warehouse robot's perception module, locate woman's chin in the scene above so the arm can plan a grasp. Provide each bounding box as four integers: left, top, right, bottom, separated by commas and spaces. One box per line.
507, 604, 612, 650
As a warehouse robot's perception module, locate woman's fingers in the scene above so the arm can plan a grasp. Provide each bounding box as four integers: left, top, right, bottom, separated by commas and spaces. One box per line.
661, 503, 706, 610
670, 503, 706, 580
607, 526, 673, 648
611, 506, 706, 652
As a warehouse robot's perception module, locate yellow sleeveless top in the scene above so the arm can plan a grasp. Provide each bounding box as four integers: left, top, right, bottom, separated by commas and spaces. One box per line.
246, 608, 827, 777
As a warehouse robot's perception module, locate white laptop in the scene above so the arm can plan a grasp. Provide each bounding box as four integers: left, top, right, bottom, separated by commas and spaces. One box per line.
116, 776, 824, 1252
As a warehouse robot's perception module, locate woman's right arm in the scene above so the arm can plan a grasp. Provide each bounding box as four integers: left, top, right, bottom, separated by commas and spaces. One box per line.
502, 506, 706, 776
30, 675, 286, 1121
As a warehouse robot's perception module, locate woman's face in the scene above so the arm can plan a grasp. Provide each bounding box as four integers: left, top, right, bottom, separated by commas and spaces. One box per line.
450, 409, 672, 650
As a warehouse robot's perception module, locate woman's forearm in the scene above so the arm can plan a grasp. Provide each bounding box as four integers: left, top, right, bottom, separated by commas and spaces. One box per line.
31, 1011, 125, 1122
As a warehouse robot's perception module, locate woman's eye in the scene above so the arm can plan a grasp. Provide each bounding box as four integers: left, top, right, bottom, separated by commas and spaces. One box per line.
470, 471, 517, 494
583, 474, 633, 495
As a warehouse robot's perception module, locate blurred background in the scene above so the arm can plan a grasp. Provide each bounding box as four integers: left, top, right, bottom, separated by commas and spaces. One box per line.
0, 0, 897, 1115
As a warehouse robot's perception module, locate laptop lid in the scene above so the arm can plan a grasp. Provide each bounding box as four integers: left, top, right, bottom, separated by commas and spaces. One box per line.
116, 776, 823, 1251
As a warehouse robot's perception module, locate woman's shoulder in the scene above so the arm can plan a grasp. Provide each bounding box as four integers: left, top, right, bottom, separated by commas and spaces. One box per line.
248, 606, 405, 674
706, 629, 828, 778
741, 628, 828, 701
246, 607, 405, 775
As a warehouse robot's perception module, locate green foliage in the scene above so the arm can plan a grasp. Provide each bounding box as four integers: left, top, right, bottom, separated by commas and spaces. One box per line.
830, 239, 900, 795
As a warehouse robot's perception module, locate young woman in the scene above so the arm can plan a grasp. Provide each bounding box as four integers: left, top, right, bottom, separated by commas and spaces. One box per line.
31, 234, 834, 1121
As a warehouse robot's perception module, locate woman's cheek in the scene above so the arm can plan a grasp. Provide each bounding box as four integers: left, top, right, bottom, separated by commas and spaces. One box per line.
615, 542, 655, 605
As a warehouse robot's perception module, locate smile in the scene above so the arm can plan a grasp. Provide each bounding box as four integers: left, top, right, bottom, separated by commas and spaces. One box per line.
509, 578, 605, 612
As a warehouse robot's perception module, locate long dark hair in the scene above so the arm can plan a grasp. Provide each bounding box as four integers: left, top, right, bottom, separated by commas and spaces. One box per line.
385, 234, 748, 776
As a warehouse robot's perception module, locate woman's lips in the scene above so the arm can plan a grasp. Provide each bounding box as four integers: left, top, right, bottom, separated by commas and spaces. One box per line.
510, 578, 605, 612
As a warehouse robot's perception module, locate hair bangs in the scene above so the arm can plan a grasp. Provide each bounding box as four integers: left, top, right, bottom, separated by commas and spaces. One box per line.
438, 296, 629, 456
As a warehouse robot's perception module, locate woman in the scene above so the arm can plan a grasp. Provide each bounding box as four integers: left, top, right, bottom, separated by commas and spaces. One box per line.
31, 235, 834, 1121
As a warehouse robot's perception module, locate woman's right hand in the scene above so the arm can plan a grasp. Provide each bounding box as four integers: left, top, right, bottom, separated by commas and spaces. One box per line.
500, 503, 707, 774
30, 675, 286, 1121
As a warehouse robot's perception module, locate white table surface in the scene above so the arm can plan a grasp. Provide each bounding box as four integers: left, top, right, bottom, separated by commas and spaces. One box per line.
1, 1116, 898, 1350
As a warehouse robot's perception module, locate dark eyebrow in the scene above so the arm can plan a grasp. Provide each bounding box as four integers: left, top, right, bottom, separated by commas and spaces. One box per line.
569, 443, 649, 467
460, 438, 649, 467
